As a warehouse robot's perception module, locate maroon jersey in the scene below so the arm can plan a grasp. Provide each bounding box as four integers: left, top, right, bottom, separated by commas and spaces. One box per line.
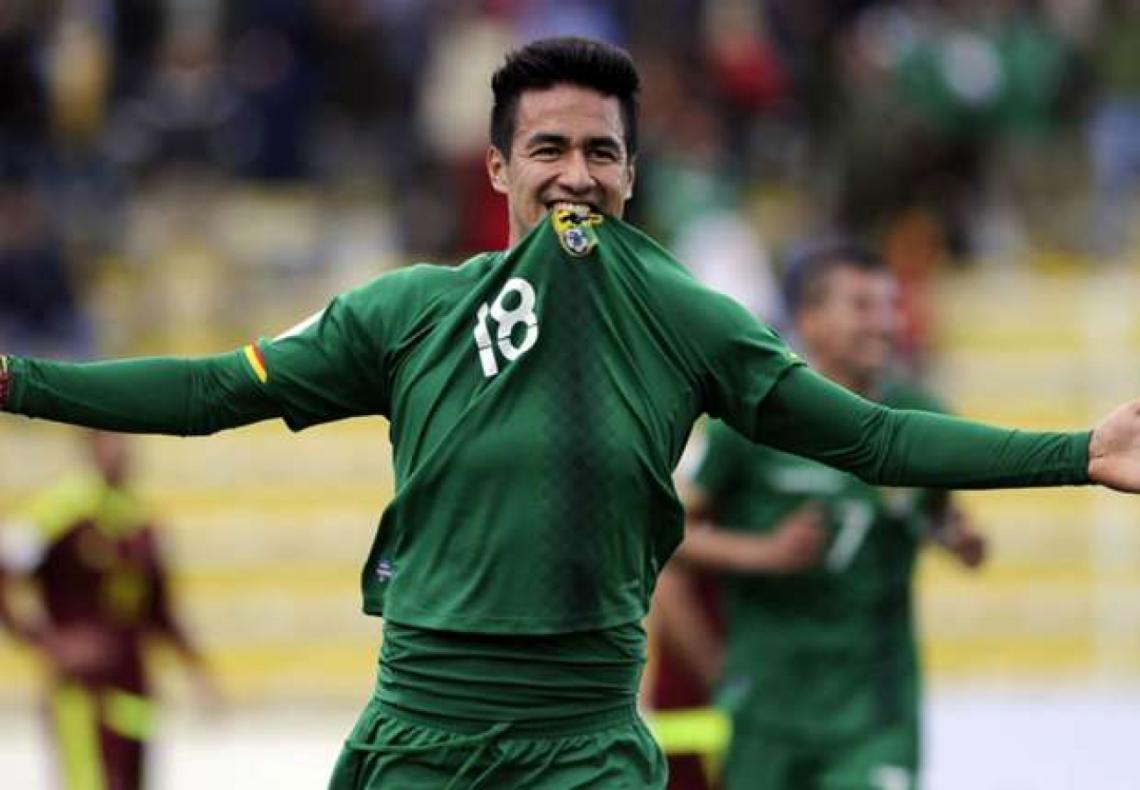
2, 472, 200, 790
3, 473, 186, 693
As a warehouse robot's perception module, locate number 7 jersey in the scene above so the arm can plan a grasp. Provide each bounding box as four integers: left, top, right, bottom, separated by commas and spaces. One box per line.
247, 207, 801, 634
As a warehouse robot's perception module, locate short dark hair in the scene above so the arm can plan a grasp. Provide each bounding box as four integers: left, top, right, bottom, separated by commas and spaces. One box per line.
782, 238, 886, 316
490, 37, 640, 159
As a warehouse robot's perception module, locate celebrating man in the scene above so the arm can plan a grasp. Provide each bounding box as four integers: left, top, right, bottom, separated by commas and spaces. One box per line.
2, 38, 1139, 788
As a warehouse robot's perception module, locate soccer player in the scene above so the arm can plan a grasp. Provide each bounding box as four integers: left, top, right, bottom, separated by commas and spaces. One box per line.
1, 37, 1139, 788
0, 431, 217, 790
661, 241, 986, 790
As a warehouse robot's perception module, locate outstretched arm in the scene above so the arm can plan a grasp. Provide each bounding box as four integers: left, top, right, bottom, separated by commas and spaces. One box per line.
2, 286, 391, 435
755, 366, 1092, 489
0, 352, 278, 435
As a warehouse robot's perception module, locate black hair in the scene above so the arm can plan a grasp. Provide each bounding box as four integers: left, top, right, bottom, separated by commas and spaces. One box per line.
490, 37, 640, 159
782, 238, 886, 316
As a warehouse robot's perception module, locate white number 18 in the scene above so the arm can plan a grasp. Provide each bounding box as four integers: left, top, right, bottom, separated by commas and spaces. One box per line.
473, 277, 539, 378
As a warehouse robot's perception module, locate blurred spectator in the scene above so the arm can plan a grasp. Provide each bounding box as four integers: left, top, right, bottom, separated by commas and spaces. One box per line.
703, 0, 792, 176
508, 0, 629, 44
110, 0, 167, 101
983, 2, 1086, 256
674, 210, 782, 325
418, 2, 514, 255
223, 0, 317, 181
45, 2, 129, 270
1087, 0, 1140, 256
823, 1, 1081, 261
636, 64, 781, 322
0, 431, 219, 790
636, 51, 738, 235
764, 0, 875, 149
0, 171, 91, 357
104, 22, 250, 178
310, 0, 433, 189
0, 0, 1133, 341
833, 1, 996, 257
0, 4, 53, 160
45, 3, 113, 151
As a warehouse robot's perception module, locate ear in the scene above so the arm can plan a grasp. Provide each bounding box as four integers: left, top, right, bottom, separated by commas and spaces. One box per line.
487, 146, 510, 196
623, 155, 637, 201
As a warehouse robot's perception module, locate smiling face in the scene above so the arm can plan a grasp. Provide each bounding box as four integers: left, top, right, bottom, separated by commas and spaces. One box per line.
486, 83, 636, 246
797, 264, 901, 388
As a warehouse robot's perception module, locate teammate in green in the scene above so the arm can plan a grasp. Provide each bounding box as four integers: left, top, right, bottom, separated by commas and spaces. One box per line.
0, 38, 1137, 788
662, 242, 986, 790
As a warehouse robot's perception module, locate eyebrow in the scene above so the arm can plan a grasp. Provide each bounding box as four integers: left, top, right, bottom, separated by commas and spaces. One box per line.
523, 133, 622, 151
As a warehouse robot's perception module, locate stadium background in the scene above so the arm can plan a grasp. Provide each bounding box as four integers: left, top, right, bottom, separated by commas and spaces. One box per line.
2, 1, 1140, 787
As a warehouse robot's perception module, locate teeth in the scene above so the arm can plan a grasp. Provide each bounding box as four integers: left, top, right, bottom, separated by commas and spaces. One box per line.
552, 201, 592, 214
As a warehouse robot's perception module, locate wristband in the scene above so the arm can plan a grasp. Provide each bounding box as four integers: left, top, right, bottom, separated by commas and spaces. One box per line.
0, 355, 9, 411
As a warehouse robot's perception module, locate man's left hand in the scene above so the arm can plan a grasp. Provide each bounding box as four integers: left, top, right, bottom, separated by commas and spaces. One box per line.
1090, 400, 1140, 492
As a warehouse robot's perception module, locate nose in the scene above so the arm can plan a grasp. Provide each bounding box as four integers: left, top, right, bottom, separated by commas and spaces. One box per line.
557, 150, 594, 194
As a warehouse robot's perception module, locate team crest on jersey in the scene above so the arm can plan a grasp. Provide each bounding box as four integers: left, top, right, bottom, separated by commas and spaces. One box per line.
552, 204, 602, 258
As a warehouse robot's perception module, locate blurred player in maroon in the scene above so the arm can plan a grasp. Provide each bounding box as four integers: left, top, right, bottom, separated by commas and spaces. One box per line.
0, 431, 217, 790
649, 567, 724, 790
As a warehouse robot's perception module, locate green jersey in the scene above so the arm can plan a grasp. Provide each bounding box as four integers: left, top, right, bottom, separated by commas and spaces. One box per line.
253, 207, 800, 634
695, 381, 945, 742
4, 204, 1089, 728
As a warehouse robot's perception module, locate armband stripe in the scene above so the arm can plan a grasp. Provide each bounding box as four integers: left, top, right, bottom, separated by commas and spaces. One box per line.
243, 344, 268, 384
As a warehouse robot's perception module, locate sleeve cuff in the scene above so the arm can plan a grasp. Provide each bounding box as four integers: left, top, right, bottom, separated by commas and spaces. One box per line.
0, 356, 29, 414
1068, 430, 1093, 485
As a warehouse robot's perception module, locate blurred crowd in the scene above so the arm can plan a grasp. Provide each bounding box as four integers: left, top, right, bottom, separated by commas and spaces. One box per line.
2, 0, 1140, 358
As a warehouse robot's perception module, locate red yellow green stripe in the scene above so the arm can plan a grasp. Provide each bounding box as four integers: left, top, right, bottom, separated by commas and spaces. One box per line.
243, 343, 268, 383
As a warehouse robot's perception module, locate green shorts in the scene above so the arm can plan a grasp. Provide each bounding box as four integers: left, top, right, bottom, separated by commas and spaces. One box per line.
329, 698, 667, 789
725, 720, 919, 790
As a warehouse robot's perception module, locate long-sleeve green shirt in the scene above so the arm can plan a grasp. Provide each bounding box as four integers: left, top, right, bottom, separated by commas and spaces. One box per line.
1, 207, 1089, 721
